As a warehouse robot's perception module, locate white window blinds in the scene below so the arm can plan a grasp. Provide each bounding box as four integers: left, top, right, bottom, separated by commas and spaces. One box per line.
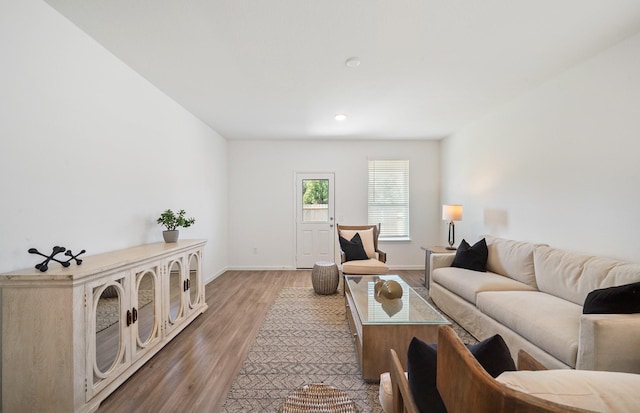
368, 160, 410, 238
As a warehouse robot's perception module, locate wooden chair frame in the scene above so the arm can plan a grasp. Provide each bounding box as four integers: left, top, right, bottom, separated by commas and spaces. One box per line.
389, 348, 419, 413
436, 325, 592, 413
388, 326, 594, 413
336, 223, 387, 263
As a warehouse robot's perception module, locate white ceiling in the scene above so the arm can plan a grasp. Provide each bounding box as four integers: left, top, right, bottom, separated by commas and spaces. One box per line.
45, 0, 640, 140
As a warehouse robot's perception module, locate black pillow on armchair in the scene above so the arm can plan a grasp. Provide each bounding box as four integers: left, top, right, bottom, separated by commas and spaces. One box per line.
339, 232, 369, 261
407, 334, 515, 413
406, 338, 447, 413
583, 281, 640, 314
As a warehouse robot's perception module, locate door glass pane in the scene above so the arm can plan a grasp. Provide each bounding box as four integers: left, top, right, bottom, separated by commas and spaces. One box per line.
136, 270, 156, 345
169, 261, 182, 322
302, 179, 329, 222
94, 283, 122, 376
189, 254, 199, 306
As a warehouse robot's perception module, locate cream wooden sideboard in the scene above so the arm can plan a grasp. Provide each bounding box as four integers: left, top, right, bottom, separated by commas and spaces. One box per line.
0, 240, 208, 413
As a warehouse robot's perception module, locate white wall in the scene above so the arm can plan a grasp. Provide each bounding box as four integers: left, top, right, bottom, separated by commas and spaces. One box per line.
227, 139, 440, 269
0, 0, 228, 279
441, 31, 640, 261
0, 2, 228, 403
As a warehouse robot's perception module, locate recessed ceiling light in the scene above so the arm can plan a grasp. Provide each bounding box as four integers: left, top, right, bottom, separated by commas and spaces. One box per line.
345, 57, 360, 68
335, 114, 347, 121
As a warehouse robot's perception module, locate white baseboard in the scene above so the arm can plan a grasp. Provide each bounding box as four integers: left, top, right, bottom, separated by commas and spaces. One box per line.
204, 266, 229, 285
225, 265, 297, 271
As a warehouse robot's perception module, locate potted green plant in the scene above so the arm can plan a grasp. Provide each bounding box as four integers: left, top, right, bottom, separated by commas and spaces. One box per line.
156, 209, 195, 243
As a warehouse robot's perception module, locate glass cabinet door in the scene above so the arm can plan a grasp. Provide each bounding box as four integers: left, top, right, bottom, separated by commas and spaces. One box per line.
132, 267, 161, 360
188, 252, 200, 308
167, 259, 184, 327
88, 276, 129, 399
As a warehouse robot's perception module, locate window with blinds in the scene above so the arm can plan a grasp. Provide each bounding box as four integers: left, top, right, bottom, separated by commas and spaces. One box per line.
368, 159, 410, 239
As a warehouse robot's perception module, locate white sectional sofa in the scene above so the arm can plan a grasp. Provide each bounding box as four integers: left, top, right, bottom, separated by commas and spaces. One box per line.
429, 235, 640, 373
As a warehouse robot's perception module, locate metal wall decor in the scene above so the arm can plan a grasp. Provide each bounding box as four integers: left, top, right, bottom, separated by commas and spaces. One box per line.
28, 246, 86, 272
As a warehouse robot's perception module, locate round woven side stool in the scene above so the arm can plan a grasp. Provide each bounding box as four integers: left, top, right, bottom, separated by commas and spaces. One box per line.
279, 383, 358, 413
311, 261, 339, 295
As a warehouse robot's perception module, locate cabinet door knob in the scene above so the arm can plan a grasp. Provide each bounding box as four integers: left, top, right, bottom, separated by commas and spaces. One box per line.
126, 310, 132, 326
132, 307, 138, 323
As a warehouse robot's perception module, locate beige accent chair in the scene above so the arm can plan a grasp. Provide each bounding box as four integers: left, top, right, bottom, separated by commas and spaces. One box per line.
337, 223, 389, 275
386, 325, 640, 413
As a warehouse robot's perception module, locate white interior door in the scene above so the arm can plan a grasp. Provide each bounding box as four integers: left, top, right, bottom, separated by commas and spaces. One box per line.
295, 173, 335, 268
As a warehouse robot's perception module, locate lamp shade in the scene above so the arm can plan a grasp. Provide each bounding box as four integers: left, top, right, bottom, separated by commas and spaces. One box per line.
442, 204, 463, 221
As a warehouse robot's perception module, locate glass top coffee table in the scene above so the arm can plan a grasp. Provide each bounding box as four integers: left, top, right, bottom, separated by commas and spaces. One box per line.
344, 274, 450, 381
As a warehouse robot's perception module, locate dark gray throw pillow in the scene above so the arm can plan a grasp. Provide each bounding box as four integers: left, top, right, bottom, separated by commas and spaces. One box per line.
451, 238, 488, 272
406, 339, 446, 413
583, 281, 640, 314
467, 334, 516, 377
407, 334, 515, 413
338, 232, 369, 261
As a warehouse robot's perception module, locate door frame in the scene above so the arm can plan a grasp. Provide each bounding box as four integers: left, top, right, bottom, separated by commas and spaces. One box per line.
293, 171, 336, 269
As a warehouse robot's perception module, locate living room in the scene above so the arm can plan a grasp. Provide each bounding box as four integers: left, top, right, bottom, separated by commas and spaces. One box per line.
3, 0, 639, 281
2, 1, 640, 412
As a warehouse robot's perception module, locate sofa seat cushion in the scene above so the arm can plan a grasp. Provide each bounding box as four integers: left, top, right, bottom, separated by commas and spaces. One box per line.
432, 267, 535, 305
476, 291, 582, 367
497, 369, 640, 412
342, 258, 389, 275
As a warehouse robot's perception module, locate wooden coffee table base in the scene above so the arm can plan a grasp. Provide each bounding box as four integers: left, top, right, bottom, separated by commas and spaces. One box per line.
344, 274, 450, 382
346, 305, 441, 382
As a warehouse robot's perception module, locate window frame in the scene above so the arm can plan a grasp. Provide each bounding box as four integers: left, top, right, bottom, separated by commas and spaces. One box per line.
367, 159, 410, 241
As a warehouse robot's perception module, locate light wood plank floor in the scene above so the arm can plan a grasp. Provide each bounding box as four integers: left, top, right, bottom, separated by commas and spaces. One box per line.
97, 269, 425, 412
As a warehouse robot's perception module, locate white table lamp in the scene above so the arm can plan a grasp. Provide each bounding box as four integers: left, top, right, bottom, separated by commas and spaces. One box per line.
442, 204, 463, 250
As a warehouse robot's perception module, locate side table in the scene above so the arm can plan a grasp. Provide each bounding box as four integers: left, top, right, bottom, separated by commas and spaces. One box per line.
311, 261, 339, 294
421, 246, 455, 287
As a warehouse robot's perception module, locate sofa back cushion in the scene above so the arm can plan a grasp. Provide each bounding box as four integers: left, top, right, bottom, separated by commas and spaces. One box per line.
534, 246, 640, 305
484, 236, 540, 288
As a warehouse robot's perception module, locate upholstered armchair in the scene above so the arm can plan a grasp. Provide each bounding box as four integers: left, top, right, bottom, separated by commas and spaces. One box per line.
336, 223, 389, 275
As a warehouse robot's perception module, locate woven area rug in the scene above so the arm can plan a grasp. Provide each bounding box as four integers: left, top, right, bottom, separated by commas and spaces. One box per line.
222, 286, 476, 412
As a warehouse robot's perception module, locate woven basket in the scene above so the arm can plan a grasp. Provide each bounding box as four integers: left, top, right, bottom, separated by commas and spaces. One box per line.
279, 383, 357, 413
